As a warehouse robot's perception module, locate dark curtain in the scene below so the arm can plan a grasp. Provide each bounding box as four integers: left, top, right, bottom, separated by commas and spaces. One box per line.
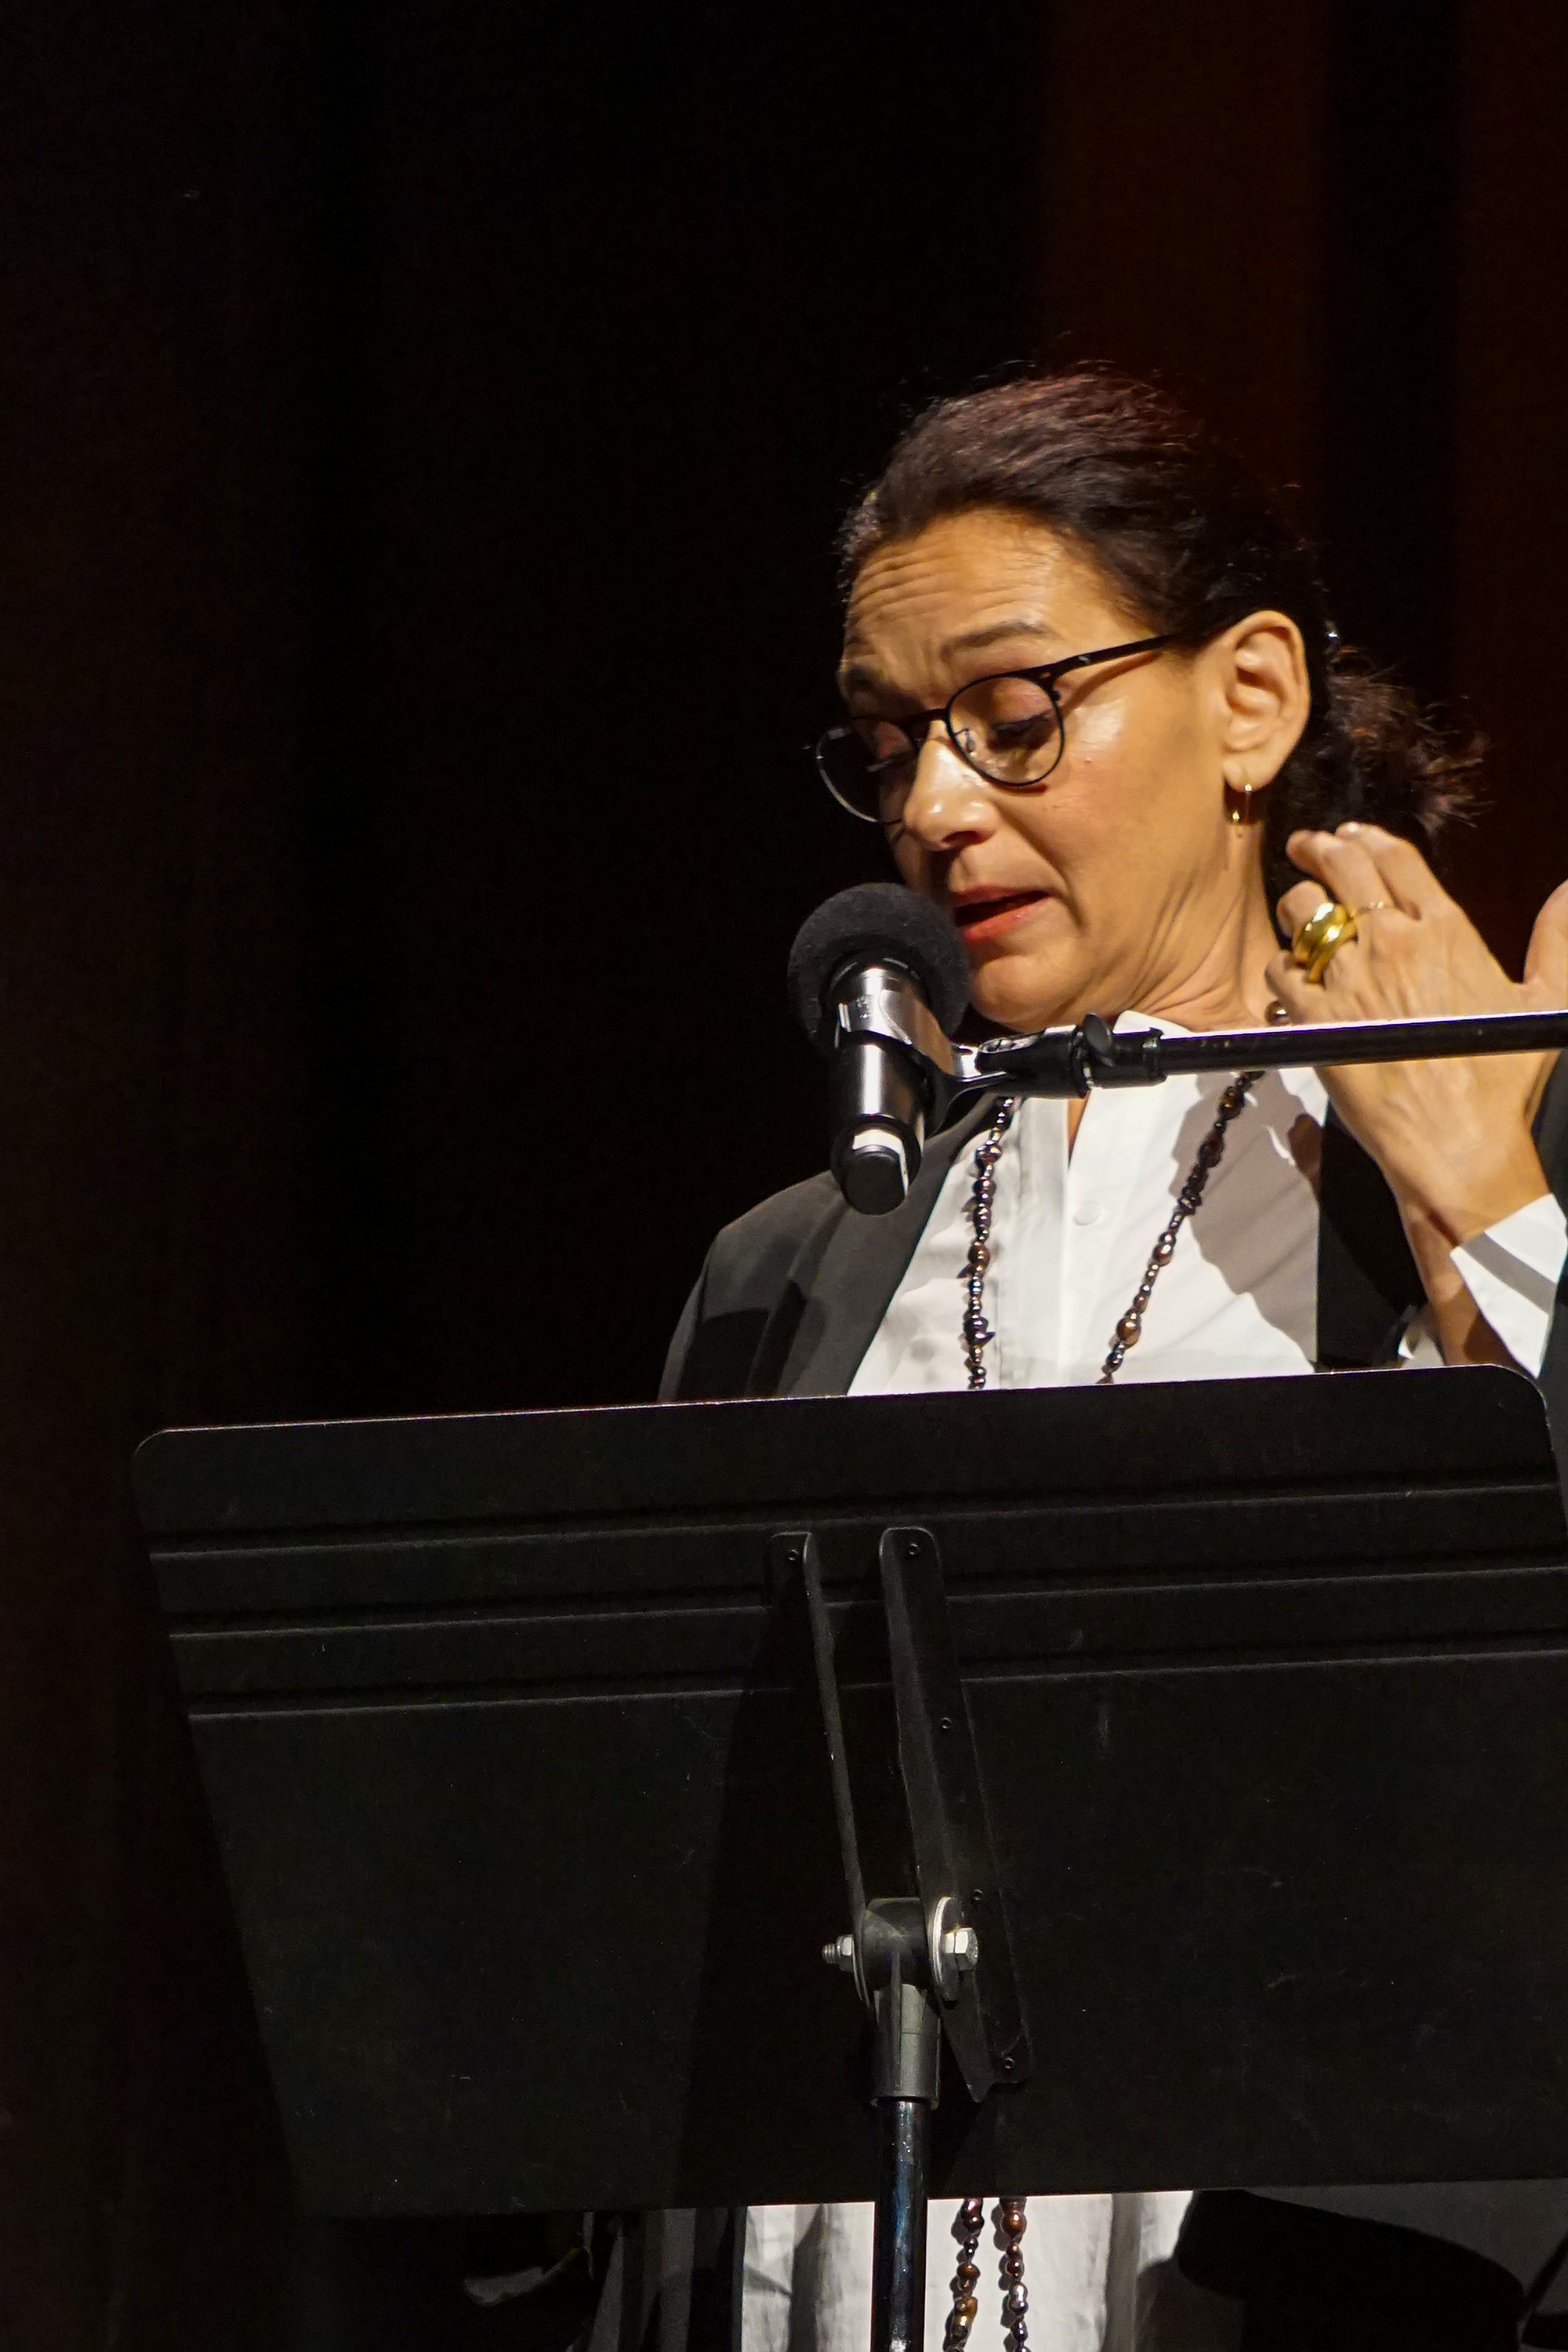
0, 1, 1563, 2343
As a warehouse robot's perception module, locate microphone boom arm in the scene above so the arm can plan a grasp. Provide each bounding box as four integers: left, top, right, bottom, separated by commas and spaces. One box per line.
835, 1000, 1568, 1129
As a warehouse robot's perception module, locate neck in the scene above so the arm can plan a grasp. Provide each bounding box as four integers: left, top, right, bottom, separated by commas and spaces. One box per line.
1063, 873, 1276, 1150
1120, 869, 1279, 1033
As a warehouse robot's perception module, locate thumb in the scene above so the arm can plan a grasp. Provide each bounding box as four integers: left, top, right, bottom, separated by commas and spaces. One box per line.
1524, 879, 1568, 1005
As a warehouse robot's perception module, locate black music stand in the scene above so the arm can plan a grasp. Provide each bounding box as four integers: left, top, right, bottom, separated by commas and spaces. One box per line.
136, 1367, 1568, 2339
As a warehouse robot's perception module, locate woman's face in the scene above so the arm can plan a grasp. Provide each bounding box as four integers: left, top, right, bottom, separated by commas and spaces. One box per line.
838, 507, 1304, 1032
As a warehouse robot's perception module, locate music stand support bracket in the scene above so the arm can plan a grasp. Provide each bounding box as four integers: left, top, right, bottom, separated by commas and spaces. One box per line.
784, 1526, 1033, 2352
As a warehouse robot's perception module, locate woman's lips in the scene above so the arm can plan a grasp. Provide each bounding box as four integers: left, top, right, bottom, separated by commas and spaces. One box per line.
950, 890, 1048, 943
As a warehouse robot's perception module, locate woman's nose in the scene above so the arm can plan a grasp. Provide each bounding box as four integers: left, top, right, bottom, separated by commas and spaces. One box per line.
898, 730, 996, 851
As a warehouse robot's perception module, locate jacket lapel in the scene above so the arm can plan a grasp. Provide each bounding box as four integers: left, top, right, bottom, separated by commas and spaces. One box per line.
1315, 1057, 1568, 1370
772, 1101, 993, 1396
1315, 1108, 1425, 1367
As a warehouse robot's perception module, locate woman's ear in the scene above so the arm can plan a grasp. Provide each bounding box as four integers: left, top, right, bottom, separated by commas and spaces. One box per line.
1211, 609, 1312, 792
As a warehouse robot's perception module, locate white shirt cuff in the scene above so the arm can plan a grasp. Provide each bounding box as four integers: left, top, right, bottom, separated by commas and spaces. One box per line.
1397, 1305, 1445, 1368
1450, 1192, 1568, 1377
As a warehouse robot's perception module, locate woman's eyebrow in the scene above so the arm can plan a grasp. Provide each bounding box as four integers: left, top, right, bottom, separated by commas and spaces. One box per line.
938, 617, 1054, 659
835, 658, 901, 703
838, 618, 1055, 697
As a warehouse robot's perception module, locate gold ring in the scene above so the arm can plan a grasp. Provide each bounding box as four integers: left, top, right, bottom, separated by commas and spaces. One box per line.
1291, 897, 1359, 984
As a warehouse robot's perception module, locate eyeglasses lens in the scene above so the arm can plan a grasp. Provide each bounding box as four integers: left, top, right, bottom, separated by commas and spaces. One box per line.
816, 721, 918, 824
949, 675, 1062, 784
818, 678, 1065, 821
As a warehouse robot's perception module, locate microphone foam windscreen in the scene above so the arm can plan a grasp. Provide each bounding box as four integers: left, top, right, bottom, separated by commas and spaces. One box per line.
786, 883, 971, 1051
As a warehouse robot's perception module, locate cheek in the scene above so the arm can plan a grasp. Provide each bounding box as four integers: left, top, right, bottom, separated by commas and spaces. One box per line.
1067, 690, 1196, 808
1050, 694, 1212, 860
1005, 717, 1152, 879
1068, 694, 1135, 763
889, 832, 927, 891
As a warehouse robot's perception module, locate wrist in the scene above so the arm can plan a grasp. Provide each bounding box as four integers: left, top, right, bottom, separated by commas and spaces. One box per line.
1390, 1138, 1549, 1254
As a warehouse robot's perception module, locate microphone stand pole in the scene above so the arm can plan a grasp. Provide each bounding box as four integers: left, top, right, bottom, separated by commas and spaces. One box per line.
796, 1527, 1033, 2352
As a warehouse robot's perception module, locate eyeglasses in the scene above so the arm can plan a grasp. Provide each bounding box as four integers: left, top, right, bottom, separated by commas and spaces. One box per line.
813, 633, 1178, 826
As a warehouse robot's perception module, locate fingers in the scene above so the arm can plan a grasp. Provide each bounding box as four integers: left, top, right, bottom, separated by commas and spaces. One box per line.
1338, 824, 1453, 917
1524, 879, 1568, 1007
1264, 929, 1374, 1020
1278, 877, 1355, 938
1280, 829, 1393, 927
1276, 875, 1414, 962
1271, 822, 1436, 1017
1279, 822, 1453, 927
1263, 949, 1326, 1024
1271, 824, 1525, 1047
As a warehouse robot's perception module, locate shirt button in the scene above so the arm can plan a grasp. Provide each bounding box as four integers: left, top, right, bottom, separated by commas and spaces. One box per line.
1072, 1202, 1103, 1225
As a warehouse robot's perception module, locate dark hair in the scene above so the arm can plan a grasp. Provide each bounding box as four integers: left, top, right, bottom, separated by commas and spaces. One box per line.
839, 369, 1478, 909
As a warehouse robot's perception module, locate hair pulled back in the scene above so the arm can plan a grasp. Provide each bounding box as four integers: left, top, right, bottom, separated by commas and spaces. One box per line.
839, 370, 1476, 910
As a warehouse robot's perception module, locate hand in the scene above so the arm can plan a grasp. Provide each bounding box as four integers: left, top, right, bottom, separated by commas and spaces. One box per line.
1266, 823, 1568, 1251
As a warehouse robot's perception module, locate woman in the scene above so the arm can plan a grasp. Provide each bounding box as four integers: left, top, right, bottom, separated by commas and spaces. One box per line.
663, 374, 1568, 2352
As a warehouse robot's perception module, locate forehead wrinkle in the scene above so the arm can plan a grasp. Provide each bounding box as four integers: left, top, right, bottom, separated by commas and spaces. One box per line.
840, 512, 1123, 692
837, 616, 1058, 706
842, 579, 1059, 678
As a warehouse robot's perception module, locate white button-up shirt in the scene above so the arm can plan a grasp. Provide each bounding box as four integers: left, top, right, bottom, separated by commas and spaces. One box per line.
745, 1018, 1568, 2352
852, 1014, 1566, 1395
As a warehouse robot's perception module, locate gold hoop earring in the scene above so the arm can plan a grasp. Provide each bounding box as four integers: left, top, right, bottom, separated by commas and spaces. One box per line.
1227, 782, 1254, 827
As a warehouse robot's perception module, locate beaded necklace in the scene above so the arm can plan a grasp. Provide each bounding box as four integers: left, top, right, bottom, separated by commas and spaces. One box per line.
946, 1072, 1261, 2350
959, 1071, 1262, 1389
946, 2198, 1028, 2352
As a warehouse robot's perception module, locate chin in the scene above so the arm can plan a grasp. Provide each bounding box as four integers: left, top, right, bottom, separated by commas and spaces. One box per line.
967, 953, 1081, 1035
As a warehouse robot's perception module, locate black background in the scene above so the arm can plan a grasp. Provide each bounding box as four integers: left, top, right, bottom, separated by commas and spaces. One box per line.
285, 1, 1043, 1418
1, 0, 1565, 2339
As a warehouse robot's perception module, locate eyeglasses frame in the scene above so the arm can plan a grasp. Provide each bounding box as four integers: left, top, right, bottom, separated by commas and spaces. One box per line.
814, 630, 1181, 825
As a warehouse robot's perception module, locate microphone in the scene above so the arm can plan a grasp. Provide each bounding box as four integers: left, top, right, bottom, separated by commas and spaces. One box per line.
787, 884, 971, 1214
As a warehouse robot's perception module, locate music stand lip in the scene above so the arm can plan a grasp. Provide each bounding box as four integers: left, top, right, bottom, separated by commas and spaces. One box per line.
133, 1362, 1549, 1538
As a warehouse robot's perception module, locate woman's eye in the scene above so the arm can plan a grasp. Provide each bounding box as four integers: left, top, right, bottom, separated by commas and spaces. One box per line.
855, 719, 916, 768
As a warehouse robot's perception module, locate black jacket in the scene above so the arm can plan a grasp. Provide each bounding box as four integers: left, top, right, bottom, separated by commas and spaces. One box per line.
662, 1070, 1568, 1443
